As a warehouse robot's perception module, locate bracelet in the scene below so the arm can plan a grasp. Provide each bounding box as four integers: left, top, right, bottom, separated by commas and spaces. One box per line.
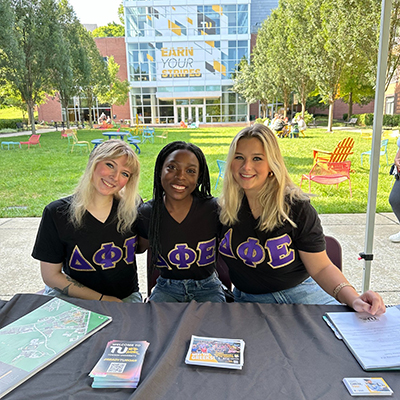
99, 294, 104, 301
332, 282, 355, 301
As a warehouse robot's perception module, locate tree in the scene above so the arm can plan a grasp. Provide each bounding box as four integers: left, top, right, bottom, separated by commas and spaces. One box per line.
386, 0, 400, 89
285, 0, 316, 118
0, 0, 60, 134
78, 29, 110, 128
92, 22, 124, 38
339, 67, 375, 119
50, 0, 85, 128
252, 8, 293, 118
118, 2, 124, 25
97, 56, 130, 119
0, 79, 28, 119
304, 0, 380, 132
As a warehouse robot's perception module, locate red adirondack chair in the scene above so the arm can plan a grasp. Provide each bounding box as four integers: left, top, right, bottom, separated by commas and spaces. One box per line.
20, 134, 41, 149
312, 137, 354, 164
300, 161, 352, 197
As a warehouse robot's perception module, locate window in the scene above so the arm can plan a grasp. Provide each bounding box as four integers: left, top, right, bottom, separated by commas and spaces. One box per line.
386, 96, 394, 115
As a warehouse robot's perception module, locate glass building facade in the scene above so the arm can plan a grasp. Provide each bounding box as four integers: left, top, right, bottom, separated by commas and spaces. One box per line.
124, 0, 278, 124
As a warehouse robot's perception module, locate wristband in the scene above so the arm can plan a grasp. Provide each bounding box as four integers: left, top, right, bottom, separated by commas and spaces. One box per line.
99, 294, 104, 301
333, 282, 355, 301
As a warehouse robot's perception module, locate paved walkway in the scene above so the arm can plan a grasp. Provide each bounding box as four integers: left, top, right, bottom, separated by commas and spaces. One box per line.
0, 127, 58, 138
1, 214, 399, 304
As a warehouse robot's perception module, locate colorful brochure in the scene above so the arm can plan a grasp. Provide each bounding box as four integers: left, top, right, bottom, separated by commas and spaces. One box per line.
89, 340, 149, 388
343, 377, 393, 396
185, 335, 245, 370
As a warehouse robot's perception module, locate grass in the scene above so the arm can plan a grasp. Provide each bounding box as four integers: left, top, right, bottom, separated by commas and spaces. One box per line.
0, 106, 33, 120
0, 126, 397, 217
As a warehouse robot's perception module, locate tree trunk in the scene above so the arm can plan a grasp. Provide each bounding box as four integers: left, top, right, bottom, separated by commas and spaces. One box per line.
261, 102, 267, 118
59, 96, 71, 129
27, 100, 36, 135
348, 92, 353, 121
87, 93, 94, 128
327, 100, 334, 132
301, 102, 306, 117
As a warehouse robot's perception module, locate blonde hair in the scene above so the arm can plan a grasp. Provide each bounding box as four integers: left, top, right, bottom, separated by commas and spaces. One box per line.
219, 124, 308, 231
70, 139, 141, 233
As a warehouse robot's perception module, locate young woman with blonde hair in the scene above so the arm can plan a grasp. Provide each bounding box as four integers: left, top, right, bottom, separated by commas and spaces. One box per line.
32, 140, 142, 302
219, 124, 385, 315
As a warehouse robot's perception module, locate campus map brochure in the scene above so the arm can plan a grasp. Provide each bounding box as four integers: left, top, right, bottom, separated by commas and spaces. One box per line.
342, 377, 393, 396
89, 340, 150, 388
185, 335, 245, 370
324, 306, 400, 371
0, 297, 112, 399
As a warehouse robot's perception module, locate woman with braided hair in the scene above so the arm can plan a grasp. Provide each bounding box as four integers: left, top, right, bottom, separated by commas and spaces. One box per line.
137, 141, 225, 302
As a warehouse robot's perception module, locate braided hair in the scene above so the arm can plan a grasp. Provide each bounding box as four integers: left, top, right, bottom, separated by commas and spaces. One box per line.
149, 141, 212, 267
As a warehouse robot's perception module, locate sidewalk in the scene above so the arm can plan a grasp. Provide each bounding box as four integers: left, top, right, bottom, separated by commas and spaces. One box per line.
1, 214, 399, 304
0, 127, 57, 139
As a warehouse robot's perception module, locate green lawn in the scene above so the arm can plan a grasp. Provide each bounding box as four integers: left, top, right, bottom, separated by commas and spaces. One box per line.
0, 106, 32, 120
0, 126, 396, 217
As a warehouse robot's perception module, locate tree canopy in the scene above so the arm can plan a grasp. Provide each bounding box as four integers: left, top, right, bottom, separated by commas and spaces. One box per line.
92, 22, 124, 37
232, 0, 382, 131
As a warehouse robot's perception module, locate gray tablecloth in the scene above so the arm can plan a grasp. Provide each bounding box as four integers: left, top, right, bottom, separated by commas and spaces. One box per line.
1, 294, 399, 400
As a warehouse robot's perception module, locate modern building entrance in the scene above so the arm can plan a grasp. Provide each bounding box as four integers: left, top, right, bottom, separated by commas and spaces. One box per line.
176, 104, 205, 124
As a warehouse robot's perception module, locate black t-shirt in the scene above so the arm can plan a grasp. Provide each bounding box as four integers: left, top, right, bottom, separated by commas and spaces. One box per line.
137, 196, 220, 280
32, 196, 139, 299
219, 196, 326, 294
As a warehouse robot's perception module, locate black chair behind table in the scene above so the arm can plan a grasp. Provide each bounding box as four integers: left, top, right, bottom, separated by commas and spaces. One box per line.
146, 250, 232, 298
325, 235, 342, 271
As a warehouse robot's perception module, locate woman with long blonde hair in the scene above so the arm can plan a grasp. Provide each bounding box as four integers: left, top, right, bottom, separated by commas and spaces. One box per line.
219, 124, 385, 315
32, 139, 142, 302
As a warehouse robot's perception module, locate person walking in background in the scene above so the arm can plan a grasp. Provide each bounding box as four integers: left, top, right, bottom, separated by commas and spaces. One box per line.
218, 124, 385, 315
32, 140, 143, 302
389, 137, 400, 242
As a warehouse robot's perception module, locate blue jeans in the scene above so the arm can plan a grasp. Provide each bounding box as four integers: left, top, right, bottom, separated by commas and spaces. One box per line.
389, 177, 400, 223
149, 272, 226, 303
233, 277, 340, 305
43, 285, 142, 303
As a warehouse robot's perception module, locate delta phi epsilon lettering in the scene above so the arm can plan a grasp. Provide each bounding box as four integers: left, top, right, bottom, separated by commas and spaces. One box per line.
124, 236, 137, 264
168, 244, 197, 269
93, 243, 123, 269
237, 238, 265, 268
265, 235, 295, 268
219, 229, 235, 258
197, 238, 216, 266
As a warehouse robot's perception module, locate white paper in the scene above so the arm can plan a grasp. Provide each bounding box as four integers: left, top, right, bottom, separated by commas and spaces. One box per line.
326, 307, 400, 370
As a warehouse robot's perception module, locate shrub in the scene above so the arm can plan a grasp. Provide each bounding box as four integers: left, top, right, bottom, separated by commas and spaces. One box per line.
295, 111, 313, 125
0, 128, 18, 134
255, 117, 269, 125
356, 113, 374, 126
0, 119, 29, 130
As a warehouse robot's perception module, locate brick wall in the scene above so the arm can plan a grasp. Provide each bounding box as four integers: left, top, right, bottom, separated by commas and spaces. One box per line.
309, 98, 375, 120
94, 37, 130, 121
38, 37, 131, 123
38, 94, 62, 122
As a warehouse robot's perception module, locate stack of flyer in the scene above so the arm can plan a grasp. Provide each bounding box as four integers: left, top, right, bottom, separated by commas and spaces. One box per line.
185, 335, 245, 370
343, 377, 393, 396
89, 340, 149, 388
